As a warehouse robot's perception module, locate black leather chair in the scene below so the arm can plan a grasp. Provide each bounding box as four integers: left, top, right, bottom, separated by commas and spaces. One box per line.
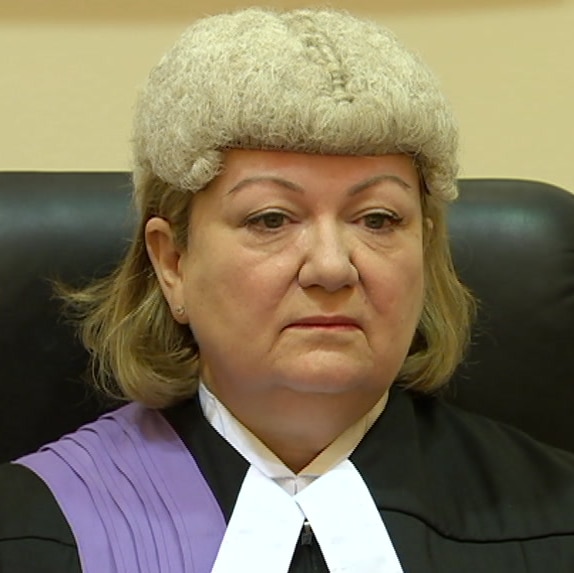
1, 173, 573, 463
445, 179, 574, 452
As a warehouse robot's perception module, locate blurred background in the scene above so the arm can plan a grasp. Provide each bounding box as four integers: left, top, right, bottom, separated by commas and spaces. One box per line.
0, 0, 572, 191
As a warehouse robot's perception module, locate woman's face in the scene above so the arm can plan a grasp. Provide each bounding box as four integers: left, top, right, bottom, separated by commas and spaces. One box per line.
153, 150, 425, 416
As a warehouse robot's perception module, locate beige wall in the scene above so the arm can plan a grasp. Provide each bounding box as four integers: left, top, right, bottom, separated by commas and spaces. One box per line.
1, 0, 573, 191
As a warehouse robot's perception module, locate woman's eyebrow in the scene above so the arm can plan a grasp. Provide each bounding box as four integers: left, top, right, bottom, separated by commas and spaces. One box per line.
348, 174, 412, 195
225, 173, 412, 196
225, 176, 304, 195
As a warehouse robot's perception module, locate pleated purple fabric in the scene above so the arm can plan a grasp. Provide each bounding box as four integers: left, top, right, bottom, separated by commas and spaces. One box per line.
16, 403, 226, 573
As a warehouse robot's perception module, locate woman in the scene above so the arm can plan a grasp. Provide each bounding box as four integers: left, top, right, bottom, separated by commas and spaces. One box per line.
1, 7, 574, 572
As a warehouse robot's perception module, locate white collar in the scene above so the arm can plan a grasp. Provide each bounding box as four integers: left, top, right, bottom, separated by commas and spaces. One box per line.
199, 382, 388, 494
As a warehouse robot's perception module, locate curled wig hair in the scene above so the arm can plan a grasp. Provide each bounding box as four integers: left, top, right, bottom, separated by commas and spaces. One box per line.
69, 7, 475, 407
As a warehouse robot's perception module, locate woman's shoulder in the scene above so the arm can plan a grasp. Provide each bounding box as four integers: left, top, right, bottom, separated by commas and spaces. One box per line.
415, 392, 574, 479
413, 391, 574, 534
357, 388, 574, 545
0, 462, 81, 572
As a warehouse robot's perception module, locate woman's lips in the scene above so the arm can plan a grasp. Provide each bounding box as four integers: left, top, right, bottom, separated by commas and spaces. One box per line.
286, 316, 361, 330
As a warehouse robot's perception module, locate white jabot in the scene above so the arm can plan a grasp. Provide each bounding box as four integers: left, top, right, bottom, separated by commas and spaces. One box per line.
200, 383, 405, 572
211, 460, 404, 573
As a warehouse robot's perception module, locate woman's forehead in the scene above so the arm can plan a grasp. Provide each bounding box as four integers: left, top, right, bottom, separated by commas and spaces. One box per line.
212, 149, 420, 193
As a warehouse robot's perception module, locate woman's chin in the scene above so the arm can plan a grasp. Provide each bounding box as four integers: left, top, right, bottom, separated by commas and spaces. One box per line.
274, 358, 382, 397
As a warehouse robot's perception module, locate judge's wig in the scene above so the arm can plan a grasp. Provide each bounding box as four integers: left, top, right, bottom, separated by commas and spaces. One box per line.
69, 8, 475, 407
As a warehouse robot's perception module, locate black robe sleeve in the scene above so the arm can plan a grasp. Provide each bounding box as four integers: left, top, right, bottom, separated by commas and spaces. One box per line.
0, 463, 81, 573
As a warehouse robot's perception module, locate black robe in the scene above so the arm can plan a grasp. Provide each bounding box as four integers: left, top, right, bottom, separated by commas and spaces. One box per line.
1, 388, 574, 572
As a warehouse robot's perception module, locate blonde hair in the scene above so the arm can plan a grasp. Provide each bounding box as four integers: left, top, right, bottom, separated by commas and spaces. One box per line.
69, 7, 475, 407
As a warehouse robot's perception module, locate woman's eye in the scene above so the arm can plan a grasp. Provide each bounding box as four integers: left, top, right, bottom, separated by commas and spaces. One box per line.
246, 211, 290, 230
361, 211, 402, 230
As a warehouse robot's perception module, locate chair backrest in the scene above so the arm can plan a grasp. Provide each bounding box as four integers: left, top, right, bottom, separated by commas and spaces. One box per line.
1, 173, 573, 463
0, 173, 132, 463
446, 179, 574, 452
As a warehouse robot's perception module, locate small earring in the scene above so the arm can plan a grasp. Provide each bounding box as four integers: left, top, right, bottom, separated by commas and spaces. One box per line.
174, 305, 185, 316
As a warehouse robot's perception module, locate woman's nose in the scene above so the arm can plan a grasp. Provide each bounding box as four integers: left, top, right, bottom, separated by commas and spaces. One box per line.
297, 223, 359, 292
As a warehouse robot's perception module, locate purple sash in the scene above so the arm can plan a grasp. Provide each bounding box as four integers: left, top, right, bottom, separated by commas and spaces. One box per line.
16, 403, 226, 573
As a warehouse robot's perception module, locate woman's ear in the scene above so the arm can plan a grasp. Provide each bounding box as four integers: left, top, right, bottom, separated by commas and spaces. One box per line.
145, 217, 188, 323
